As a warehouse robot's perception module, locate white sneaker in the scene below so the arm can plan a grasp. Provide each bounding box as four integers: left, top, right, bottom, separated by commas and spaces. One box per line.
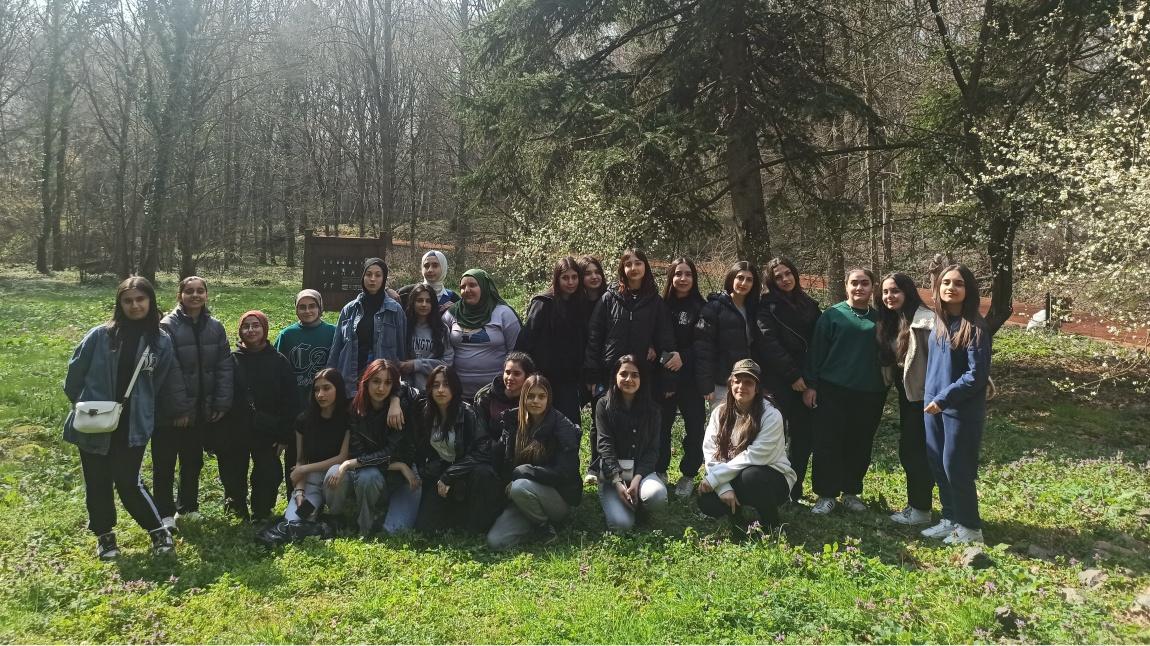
890, 506, 932, 526
921, 519, 956, 539
583, 471, 599, 486
812, 497, 837, 515
161, 516, 177, 532
943, 524, 984, 545
840, 495, 867, 512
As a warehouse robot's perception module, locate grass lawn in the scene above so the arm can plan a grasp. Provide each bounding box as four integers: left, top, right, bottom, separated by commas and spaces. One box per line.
0, 266, 1148, 643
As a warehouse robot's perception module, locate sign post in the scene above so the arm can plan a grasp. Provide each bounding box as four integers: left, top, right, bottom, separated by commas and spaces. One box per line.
302, 230, 389, 311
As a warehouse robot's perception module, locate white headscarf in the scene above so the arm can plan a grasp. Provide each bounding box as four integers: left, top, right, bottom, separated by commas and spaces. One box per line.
422, 250, 448, 298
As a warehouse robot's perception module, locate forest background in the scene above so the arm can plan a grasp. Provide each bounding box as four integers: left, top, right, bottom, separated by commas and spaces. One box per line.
0, 0, 1148, 341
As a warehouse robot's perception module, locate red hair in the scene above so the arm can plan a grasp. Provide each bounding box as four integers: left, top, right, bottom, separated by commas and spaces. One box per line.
351, 359, 401, 416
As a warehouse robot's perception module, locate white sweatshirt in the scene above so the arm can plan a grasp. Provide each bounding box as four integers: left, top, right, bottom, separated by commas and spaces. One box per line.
702, 399, 797, 496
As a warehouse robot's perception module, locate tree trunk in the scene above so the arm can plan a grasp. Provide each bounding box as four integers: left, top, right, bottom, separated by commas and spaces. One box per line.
985, 206, 1018, 334
718, 0, 770, 265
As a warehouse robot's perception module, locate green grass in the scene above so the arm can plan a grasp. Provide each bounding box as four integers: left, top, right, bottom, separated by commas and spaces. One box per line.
1, 266, 1149, 643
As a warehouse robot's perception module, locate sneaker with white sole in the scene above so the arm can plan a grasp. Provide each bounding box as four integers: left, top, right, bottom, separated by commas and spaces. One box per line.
96, 532, 119, 561
840, 494, 867, 512
150, 528, 176, 557
812, 497, 837, 515
920, 518, 956, 539
583, 471, 598, 486
674, 477, 695, 498
890, 506, 932, 526
161, 516, 178, 534
942, 524, 984, 545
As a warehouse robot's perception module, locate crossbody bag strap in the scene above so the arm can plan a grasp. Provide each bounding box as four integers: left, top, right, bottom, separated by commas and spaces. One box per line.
119, 346, 150, 404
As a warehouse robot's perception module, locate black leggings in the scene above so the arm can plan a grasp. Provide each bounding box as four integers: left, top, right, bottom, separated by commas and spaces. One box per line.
151, 422, 206, 517
896, 380, 934, 511
658, 384, 707, 477
773, 388, 813, 501
217, 442, 282, 519
79, 444, 164, 536
698, 465, 790, 527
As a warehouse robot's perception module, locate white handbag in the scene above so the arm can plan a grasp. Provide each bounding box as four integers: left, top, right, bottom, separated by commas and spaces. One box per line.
72, 350, 148, 434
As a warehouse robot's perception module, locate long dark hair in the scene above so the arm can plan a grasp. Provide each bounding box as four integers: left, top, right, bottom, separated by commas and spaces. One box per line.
662, 257, 705, 304
305, 367, 350, 425
724, 260, 761, 305
604, 354, 653, 417
515, 374, 553, 465
713, 372, 765, 462
875, 272, 925, 366
932, 263, 986, 350
549, 256, 584, 300
108, 276, 162, 345
615, 248, 657, 297
351, 359, 401, 417
544, 256, 585, 322
763, 258, 804, 296
420, 365, 462, 438
577, 255, 607, 302
405, 283, 446, 359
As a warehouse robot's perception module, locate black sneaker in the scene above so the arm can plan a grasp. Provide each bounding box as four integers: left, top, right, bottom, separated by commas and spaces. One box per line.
536, 523, 559, 545
149, 528, 175, 557
96, 532, 119, 561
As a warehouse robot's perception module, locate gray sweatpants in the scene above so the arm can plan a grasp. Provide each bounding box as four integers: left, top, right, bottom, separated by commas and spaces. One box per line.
486, 479, 569, 550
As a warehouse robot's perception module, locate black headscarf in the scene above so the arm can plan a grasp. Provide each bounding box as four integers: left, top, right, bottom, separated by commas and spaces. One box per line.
357, 258, 389, 371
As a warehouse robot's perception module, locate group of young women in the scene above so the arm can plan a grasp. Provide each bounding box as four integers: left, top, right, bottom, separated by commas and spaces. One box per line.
63, 248, 992, 559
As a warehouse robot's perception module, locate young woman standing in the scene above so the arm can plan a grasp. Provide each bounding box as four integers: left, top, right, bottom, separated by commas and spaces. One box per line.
413, 366, 503, 533
803, 269, 888, 515
577, 254, 608, 484
698, 360, 795, 538
756, 258, 821, 502
64, 277, 184, 559
695, 260, 761, 404
876, 273, 936, 526
328, 258, 408, 397
515, 256, 586, 425
593, 356, 667, 533
487, 375, 583, 550
584, 249, 680, 481
219, 311, 298, 522
660, 258, 707, 497
400, 283, 454, 392
920, 264, 992, 545
153, 276, 233, 531
326, 360, 421, 536
285, 368, 350, 522
398, 250, 460, 311
442, 269, 522, 400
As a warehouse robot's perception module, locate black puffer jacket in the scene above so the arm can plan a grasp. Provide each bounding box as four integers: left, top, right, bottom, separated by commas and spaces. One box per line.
473, 376, 518, 439
664, 294, 705, 393
349, 383, 418, 467
693, 292, 759, 393
227, 344, 298, 447
494, 407, 583, 506
590, 392, 661, 483
515, 293, 586, 386
160, 305, 233, 421
584, 287, 676, 385
755, 289, 821, 390
413, 400, 492, 486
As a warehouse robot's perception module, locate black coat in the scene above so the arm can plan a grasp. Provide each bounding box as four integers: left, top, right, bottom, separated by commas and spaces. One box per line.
348, 383, 418, 467
515, 293, 586, 386
413, 400, 492, 486
591, 392, 660, 483
693, 292, 759, 393
160, 306, 234, 421
663, 294, 705, 393
494, 407, 583, 506
583, 287, 676, 386
755, 289, 821, 391
473, 375, 517, 439
227, 344, 298, 447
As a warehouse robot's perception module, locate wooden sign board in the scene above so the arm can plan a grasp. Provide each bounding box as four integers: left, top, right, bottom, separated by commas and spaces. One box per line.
302, 231, 389, 311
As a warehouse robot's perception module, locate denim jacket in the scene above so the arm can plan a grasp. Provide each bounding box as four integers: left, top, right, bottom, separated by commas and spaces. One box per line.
63, 325, 185, 454
327, 293, 408, 396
